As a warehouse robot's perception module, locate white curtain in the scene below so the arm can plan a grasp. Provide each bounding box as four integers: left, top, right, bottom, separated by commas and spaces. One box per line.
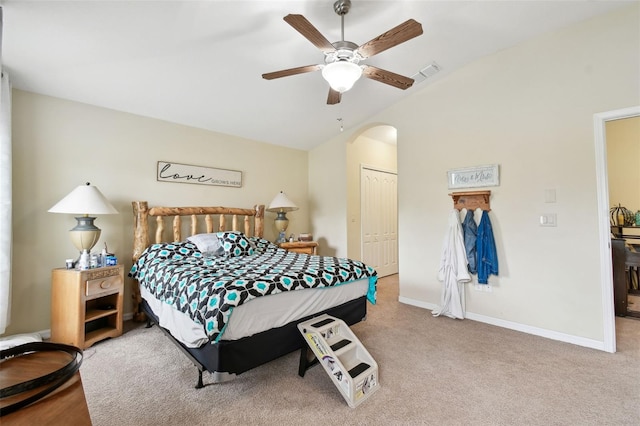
0, 6, 12, 334
0, 71, 10, 334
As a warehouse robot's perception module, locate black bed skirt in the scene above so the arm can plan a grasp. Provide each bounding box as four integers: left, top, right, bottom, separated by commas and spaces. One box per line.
141, 296, 368, 377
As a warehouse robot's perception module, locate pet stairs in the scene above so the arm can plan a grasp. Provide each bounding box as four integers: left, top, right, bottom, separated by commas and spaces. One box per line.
297, 314, 379, 408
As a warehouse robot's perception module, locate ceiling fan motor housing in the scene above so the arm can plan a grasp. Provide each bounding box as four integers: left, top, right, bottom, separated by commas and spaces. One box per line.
325, 41, 361, 65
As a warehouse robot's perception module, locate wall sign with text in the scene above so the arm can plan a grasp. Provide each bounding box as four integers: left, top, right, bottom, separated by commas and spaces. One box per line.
447, 165, 499, 189
157, 161, 242, 188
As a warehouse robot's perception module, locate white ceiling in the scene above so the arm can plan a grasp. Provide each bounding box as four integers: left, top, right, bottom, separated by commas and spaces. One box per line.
2, 1, 632, 151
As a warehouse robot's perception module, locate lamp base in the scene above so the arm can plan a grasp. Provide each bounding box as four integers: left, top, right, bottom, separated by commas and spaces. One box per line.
274, 211, 289, 243
69, 216, 101, 254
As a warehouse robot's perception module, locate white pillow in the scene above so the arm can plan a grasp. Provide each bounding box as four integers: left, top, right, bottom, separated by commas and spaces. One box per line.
187, 233, 223, 256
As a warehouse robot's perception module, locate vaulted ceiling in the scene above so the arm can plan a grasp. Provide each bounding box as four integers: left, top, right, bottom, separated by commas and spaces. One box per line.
2, 1, 632, 150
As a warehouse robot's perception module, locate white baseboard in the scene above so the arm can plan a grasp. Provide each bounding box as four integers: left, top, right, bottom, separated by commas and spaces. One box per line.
24, 329, 50, 340
398, 296, 606, 352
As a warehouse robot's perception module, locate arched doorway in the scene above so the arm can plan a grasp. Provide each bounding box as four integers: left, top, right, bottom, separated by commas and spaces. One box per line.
346, 124, 398, 277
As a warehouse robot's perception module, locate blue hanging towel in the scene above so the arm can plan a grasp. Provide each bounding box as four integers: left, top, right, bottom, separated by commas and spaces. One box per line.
477, 210, 498, 284
461, 209, 477, 274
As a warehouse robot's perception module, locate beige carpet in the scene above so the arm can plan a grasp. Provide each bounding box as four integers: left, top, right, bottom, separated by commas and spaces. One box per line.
81, 275, 640, 425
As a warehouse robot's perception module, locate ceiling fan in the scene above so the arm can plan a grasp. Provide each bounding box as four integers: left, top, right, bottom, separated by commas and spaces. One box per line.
262, 0, 423, 105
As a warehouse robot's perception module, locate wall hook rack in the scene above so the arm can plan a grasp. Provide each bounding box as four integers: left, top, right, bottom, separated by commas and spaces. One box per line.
449, 190, 491, 211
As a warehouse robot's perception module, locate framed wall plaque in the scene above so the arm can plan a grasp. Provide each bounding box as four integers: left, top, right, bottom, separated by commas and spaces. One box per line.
447, 164, 499, 189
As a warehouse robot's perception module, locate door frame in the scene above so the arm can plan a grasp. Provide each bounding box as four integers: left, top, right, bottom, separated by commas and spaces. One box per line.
593, 105, 640, 353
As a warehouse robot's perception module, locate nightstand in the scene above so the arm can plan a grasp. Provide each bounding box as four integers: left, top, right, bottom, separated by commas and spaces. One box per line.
279, 241, 318, 255
51, 264, 124, 349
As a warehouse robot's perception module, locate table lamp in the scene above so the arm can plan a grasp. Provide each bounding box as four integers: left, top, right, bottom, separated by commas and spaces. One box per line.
267, 191, 298, 243
48, 182, 118, 256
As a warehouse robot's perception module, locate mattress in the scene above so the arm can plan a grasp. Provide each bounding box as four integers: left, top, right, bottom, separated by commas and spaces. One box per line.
141, 278, 370, 347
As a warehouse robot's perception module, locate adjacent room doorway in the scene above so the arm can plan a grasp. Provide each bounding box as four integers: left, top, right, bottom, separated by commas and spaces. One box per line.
594, 105, 640, 353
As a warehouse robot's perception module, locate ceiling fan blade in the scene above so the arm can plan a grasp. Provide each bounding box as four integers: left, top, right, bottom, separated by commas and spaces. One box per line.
356, 19, 423, 59
262, 64, 321, 80
362, 65, 414, 90
327, 88, 341, 105
284, 14, 336, 54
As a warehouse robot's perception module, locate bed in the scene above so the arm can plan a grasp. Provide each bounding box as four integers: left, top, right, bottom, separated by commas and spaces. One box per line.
130, 201, 377, 387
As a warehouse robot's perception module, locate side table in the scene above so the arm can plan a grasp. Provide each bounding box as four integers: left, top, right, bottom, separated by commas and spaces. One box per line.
0, 350, 91, 425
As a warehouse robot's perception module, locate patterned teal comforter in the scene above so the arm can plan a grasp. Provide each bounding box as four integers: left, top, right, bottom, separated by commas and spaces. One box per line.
130, 237, 377, 342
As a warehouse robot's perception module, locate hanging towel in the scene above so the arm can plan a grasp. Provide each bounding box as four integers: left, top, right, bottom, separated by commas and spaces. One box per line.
433, 210, 471, 319
461, 209, 478, 274
477, 210, 498, 284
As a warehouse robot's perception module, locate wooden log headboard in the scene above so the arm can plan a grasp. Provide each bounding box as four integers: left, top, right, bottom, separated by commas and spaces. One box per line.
130, 201, 265, 321
132, 201, 265, 262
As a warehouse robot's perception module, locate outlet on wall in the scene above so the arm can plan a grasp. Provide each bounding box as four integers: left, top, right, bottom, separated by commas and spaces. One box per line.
540, 213, 557, 227
474, 284, 492, 292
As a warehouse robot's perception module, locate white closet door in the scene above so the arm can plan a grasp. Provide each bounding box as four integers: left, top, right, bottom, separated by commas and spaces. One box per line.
361, 167, 398, 277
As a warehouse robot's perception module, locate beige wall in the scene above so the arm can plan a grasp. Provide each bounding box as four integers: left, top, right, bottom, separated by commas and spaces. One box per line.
346, 129, 397, 260
310, 4, 639, 346
606, 116, 640, 213
6, 90, 309, 336
308, 135, 348, 258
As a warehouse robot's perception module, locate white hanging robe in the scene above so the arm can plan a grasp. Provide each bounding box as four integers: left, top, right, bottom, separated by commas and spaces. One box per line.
432, 210, 471, 319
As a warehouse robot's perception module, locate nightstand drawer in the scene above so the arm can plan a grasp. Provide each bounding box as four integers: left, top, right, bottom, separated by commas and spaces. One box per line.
279, 241, 318, 255
287, 247, 315, 254
86, 274, 121, 297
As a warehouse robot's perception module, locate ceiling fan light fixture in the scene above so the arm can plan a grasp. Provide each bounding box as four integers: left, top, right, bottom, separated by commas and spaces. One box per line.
322, 61, 362, 93
264, 7, 423, 104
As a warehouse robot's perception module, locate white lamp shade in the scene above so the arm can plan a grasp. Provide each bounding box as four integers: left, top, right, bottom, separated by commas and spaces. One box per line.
322, 61, 363, 93
48, 183, 118, 255
48, 183, 118, 215
267, 191, 299, 213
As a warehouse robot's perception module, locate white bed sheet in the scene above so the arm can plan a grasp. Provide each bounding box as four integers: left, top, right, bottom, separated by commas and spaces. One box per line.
140, 279, 369, 348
